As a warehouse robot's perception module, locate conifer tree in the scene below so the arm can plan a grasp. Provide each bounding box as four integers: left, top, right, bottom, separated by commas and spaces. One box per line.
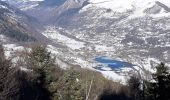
27, 45, 56, 100
28, 45, 55, 84
0, 45, 11, 97
145, 62, 170, 100
128, 76, 143, 100
60, 69, 83, 100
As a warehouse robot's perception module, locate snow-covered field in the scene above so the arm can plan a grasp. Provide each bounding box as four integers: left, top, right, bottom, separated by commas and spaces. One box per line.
42, 27, 85, 50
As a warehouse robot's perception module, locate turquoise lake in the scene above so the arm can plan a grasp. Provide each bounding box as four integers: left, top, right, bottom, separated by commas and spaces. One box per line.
94, 56, 133, 70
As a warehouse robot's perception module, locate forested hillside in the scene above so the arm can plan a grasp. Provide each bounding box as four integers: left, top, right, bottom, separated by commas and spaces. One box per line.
0, 44, 170, 100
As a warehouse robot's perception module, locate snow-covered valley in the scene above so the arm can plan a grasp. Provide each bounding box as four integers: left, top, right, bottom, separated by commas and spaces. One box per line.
1, 0, 170, 84
39, 24, 167, 83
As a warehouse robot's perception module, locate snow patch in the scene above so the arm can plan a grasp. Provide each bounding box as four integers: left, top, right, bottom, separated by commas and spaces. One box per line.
0, 35, 7, 42
101, 71, 127, 84
95, 45, 115, 52
47, 45, 59, 54
3, 44, 24, 58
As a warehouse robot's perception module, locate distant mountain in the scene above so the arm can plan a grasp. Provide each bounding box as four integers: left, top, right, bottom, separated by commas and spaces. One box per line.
1, 0, 43, 10
20, 0, 88, 24
1, 0, 88, 24
39, 0, 66, 7
39, 0, 87, 6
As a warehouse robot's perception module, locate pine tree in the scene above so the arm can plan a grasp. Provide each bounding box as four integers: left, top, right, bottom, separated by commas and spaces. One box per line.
0, 45, 11, 97
26, 45, 56, 100
28, 45, 56, 84
128, 76, 143, 100
60, 69, 83, 100
145, 62, 170, 100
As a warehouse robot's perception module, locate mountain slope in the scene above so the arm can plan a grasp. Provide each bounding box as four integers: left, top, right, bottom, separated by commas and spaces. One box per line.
22, 0, 88, 24
0, 1, 39, 42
